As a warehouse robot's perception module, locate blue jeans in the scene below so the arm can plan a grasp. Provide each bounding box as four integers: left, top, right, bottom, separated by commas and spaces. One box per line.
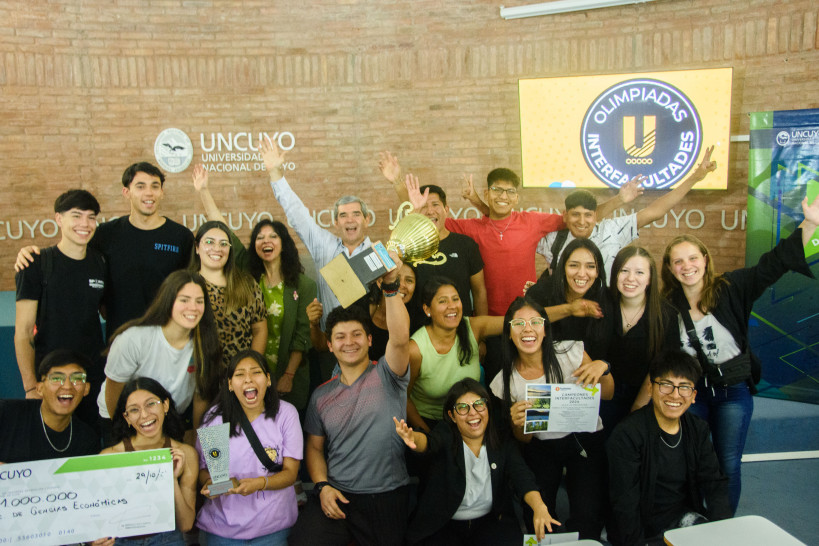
200, 528, 289, 546
686, 381, 753, 514
115, 530, 184, 545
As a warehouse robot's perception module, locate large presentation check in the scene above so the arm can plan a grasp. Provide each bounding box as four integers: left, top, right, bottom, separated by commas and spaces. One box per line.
0, 449, 174, 545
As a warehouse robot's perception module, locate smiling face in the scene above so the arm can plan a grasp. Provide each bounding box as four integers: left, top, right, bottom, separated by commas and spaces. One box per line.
123, 389, 170, 441
229, 357, 271, 415
37, 364, 90, 421
396, 264, 416, 304
484, 180, 519, 219
564, 247, 598, 299
335, 202, 368, 248
667, 241, 707, 290
423, 284, 463, 329
56, 208, 97, 248
616, 255, 651, 301
328, 320, 372, 368
447, 392, 489, 443
123, 171, 164, 217
563, 206, 597, 238
170, 282, 206, 331
254, 224, 281, 264
196, 227, 231, 272
420, 192, 448, 232
509, 305, 546, 357
651, 373, 696, 426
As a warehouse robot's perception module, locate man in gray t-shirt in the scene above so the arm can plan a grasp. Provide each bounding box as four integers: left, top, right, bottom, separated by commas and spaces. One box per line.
289, 255, 411, 546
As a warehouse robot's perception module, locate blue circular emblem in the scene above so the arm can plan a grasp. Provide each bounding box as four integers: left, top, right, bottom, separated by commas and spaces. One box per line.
580, 78, 702, 190
209, 448, 221, 459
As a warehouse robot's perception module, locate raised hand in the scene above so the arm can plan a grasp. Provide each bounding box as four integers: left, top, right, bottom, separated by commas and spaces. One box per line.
192, 164, 209, 191
618, 175, 646, 203
260, 135, 287, 179
691, 145, 717, 181
378, 151, 402, 183
405, 173, 429, 212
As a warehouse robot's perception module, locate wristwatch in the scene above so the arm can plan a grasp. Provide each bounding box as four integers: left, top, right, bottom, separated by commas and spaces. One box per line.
315, 481, 330, 494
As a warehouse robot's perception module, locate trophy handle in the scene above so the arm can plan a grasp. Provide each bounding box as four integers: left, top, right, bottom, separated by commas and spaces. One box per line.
389, 201, 415, 230
413, 252, 447, 266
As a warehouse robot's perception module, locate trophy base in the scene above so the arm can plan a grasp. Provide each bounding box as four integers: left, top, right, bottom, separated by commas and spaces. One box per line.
208, 478, 238, 497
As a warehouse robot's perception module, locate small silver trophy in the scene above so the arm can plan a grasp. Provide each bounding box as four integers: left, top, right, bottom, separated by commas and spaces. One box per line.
197, 422, 237, 496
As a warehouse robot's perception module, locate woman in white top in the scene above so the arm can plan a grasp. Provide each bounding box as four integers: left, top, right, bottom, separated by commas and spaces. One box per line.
99, 270, 222, 430
490, 296, 613, 541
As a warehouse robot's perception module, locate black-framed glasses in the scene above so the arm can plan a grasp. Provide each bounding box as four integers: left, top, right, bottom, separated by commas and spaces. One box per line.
653, 381, 695, 398
453, 398, 488, 415
489, 186, 518, 197
508, 317, 546, 330
45, 372, 87, 387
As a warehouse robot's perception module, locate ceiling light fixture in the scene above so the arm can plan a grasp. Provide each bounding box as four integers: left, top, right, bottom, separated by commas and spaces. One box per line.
500, 0, 657, 20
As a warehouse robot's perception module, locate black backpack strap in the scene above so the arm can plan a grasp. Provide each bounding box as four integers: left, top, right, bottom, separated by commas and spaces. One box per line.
239, 412, 283, 473
676, 306, 718, 387
550, 229, 570, 266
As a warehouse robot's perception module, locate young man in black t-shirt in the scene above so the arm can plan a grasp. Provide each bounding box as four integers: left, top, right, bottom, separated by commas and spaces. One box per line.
15, 162, 194, 339
15, 189, 106, 427
0, 350, 99, 463
607, 351, 731, 546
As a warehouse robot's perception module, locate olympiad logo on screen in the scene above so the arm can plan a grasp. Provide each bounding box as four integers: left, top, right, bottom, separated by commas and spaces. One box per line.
154, 128, 194, 173
580, 78, 702, 190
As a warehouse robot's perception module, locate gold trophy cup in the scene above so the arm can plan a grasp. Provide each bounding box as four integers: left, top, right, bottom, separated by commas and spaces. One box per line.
386, 202, 447, 265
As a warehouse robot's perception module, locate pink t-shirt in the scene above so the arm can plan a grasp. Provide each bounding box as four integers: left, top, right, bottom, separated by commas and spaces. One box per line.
447, 211, 564, 316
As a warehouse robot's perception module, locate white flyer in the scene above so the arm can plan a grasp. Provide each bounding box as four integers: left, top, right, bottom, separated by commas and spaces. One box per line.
524, 383, 601, 434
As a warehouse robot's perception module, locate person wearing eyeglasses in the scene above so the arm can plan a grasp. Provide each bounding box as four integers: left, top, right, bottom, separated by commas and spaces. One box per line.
0, 349, 99, 463
101, 377, 198, 544
490, 297, 613, 541
606, 350, 730, 546
395, 378, 560, 545
189, 220, 267, 370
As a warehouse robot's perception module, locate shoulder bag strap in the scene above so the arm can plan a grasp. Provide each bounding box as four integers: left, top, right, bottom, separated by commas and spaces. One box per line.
239, 412, 283, 473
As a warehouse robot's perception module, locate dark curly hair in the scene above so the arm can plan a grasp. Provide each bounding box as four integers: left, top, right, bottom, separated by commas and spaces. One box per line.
247, 219, 304, 286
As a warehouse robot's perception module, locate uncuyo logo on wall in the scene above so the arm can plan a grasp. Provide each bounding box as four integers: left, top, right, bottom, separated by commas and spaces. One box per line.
154, 128, 194, 173
580, 78, 702, 190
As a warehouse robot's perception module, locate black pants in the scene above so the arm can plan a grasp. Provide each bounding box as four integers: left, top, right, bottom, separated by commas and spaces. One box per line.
414, 513, 522, 546
523, 430, 606, 539
289, 485, 409, 546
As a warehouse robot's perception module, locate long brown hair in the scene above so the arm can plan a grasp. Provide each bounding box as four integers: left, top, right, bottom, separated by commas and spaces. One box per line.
610, 245, 665, 357
108, 270, 223, 403
189, 220, 258, 315
661, 234, 728, 314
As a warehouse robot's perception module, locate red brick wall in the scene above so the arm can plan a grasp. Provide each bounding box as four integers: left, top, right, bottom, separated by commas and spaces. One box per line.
1, 0, 817, 290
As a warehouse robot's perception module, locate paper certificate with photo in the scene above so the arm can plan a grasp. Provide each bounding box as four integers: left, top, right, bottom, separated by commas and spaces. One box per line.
524, 383, 601, 434
0, 449, 174, 546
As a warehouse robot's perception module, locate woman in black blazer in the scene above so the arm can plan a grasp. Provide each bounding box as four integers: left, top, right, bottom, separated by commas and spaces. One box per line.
394, 378, 559, 545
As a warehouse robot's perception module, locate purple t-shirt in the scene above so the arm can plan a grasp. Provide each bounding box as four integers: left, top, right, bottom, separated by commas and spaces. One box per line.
196, 401, 303, 539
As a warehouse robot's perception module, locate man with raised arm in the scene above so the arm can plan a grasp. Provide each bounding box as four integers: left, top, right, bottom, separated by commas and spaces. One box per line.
379, 151, 488, 324
15, 162, 194, 339
288, 253, 412, 546
261, 138, 372, 329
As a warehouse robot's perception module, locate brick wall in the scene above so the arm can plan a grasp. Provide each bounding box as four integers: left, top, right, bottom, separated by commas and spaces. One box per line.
1, 0, 817, 291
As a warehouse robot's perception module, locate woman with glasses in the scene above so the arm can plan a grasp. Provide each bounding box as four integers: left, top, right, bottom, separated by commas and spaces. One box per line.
189, 220, 267, 372
490, 297, 613, 540
395, 378, 559, 545
601, 245, 679, 434
101, 377, 198, 544
194, 168, 316, 410
660, 195, 819, 514
407, 277, 504, 433
196, 350, 302, 546
99, 271, 222, 432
